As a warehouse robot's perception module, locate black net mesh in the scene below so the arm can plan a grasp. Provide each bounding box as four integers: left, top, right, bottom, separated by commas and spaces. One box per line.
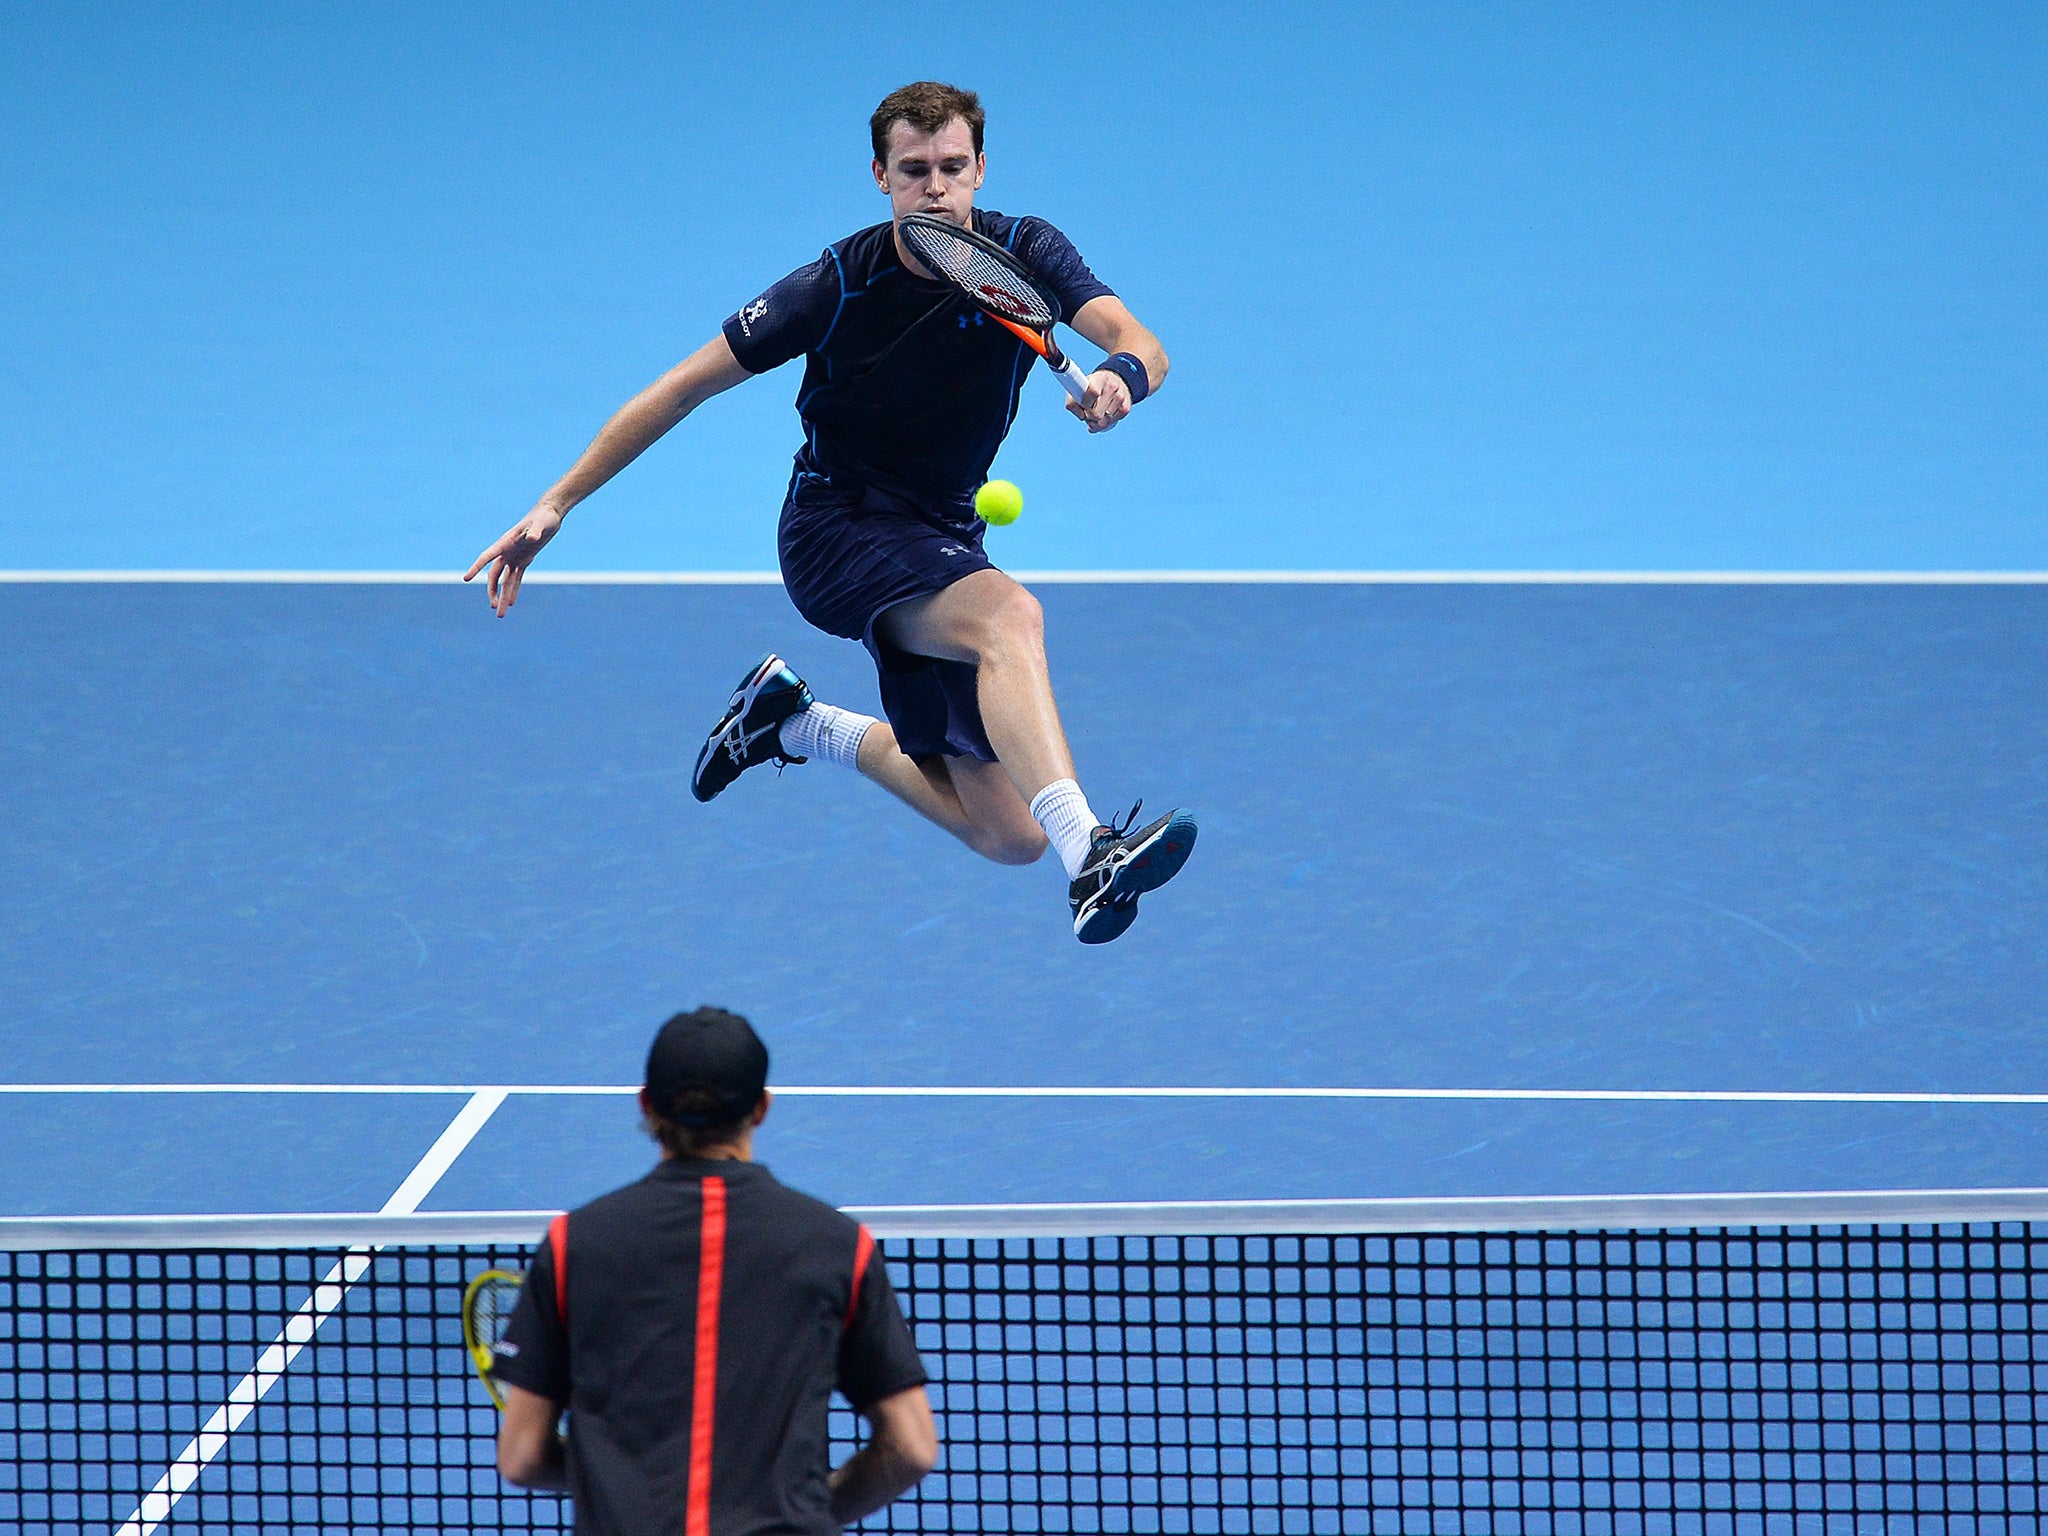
897, 219, 1056, 327
4, 1226, 2045, 1535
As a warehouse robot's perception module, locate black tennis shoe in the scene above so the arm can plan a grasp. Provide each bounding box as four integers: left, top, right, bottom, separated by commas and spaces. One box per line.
691, 654, 814, 803
1068, 802, 1199, 944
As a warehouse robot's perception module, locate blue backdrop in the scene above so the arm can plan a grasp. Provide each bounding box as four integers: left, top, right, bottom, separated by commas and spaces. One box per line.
4, 1, 2043, 573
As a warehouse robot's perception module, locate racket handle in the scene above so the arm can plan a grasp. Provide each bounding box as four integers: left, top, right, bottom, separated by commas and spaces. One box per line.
1051, 354, 1091, 402
992, 314, 1094, 403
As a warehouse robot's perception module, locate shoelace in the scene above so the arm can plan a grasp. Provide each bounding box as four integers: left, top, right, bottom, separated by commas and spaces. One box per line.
1086, 800, 1147, 908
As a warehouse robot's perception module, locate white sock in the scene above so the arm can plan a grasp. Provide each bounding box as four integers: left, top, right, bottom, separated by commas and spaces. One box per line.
778, 702, 875, 771
1030, 778, 1101, 881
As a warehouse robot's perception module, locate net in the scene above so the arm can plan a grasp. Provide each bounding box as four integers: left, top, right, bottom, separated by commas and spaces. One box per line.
897, 216, 1057, 328
4, 1223, 2045, 1535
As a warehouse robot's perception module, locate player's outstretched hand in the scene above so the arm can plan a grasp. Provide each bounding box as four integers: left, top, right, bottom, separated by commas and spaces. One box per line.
464, 506, 564, 616
1066, 370, 1132, 434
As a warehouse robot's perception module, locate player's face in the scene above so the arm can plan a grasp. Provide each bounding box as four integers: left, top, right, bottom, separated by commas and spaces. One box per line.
872, 117, 984, 227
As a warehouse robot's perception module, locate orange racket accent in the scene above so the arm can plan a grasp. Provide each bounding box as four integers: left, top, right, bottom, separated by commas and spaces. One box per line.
993, 315, 1050, 358
687, 1177, 728, 1536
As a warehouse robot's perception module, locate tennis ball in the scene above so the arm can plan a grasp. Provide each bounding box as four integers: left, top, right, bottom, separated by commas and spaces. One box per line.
975, 479, 1023, 526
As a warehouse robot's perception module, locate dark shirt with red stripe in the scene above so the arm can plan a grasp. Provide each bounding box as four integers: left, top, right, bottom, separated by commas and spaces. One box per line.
490, 1157, 926, 1536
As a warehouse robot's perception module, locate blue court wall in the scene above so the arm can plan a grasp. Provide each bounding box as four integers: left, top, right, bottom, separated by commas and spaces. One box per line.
3, 1, 2043, 572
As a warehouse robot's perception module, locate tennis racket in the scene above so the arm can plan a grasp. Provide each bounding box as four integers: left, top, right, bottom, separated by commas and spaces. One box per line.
897, 213, 1094, 403
461, 1267, 525, 1409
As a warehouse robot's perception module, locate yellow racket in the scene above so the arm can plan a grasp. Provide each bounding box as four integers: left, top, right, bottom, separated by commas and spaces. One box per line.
460, 1267, 525, 1409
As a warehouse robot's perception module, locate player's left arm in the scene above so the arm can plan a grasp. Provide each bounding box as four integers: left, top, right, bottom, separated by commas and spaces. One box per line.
1066, 296, 1169, 434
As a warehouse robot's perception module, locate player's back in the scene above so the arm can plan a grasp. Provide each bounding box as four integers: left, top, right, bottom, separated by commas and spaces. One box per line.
504, 1156, 920, 1536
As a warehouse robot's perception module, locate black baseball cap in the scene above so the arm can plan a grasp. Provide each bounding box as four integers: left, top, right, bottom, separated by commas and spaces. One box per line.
644, 1007, 770, 1125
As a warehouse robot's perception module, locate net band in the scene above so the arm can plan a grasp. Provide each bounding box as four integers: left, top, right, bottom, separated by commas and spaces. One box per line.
10, 1187, 2048, 1250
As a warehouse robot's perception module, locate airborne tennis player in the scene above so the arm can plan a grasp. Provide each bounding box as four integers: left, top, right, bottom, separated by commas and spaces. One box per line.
466, 82, 1196, 943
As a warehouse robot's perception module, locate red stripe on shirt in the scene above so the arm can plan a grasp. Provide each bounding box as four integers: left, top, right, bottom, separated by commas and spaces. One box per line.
844, 1224, 875, 1330
687, 1177, 727, 1536
548, 1213, 568, 1322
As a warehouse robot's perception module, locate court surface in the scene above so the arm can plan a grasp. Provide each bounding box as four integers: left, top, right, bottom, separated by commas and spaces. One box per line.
4, 577, 2045, 1225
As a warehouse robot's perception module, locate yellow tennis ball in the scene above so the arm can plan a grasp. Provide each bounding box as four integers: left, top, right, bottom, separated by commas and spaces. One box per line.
975, 479, 1023, 526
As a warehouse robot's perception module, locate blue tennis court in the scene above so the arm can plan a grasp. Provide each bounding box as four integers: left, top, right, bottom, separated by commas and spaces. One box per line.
9, 7, 2048, 1528
9, 574, 2048, 1535
5, 576, 2044, 1221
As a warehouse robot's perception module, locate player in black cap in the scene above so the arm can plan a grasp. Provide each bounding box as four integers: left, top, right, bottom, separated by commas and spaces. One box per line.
490, 1007, 936, 1536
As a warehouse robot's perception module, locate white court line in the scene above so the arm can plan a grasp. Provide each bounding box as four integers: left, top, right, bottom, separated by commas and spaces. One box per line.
0, 569, 784, 584
1021, 570, 2048, 585
7, 1081, 2048, 1105
112, 1089, 507, 1536
2, 569, 2046, 585
0, 1082, 628, 1095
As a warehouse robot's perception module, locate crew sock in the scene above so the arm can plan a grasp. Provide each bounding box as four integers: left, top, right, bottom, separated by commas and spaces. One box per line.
778, 703, 875, 770
1030, 778, 1102, 881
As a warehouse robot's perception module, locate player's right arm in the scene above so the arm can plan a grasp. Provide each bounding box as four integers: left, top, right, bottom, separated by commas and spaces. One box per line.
828, 1384, 939, 1523
829, 1213, 937, 1518
464, 335, 752, 616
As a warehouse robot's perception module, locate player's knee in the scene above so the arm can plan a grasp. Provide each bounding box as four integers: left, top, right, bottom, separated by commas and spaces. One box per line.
977, 584, 1044, 661
856, 719, 896, 769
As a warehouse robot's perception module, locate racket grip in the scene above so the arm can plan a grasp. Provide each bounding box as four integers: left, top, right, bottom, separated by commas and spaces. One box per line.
1052, 354, 1091, 402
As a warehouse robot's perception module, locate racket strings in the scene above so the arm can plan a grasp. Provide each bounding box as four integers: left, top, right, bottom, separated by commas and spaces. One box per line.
899, 221, 1056, 328
461, 1269, 525, 1409
473, 1277, 521, 1347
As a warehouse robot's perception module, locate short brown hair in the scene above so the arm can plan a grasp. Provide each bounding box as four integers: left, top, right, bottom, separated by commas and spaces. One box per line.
870, 81, 984, 164
643, 1085, 757, 1159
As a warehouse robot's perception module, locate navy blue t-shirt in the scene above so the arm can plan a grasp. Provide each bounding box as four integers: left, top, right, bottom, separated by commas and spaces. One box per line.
722, 210, 1113, 502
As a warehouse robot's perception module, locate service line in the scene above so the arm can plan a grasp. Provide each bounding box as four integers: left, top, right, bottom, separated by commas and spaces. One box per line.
110, 1090, 507, 1536
6, 1082, 2048, 1105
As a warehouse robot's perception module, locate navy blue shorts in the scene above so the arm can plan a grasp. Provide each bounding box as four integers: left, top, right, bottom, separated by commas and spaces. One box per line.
777, 471, 997, 762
